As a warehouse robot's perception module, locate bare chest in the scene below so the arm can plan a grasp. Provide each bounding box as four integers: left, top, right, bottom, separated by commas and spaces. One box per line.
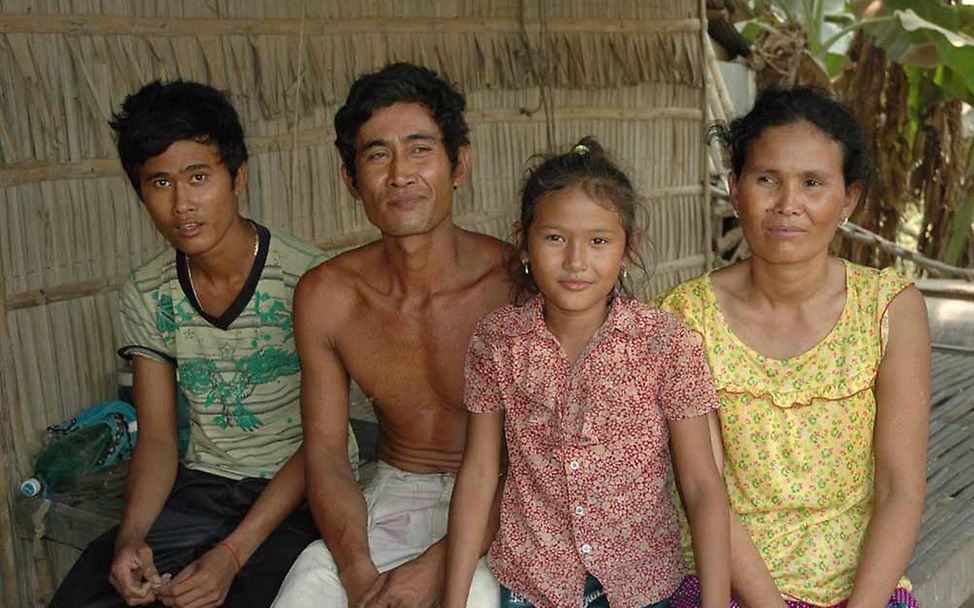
337, 297, 490, 412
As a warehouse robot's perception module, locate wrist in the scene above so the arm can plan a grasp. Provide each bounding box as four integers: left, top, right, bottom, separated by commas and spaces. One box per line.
114, 527, 147, 551
217, 539, 243, 573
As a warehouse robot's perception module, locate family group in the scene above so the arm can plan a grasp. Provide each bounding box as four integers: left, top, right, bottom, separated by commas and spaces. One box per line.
48, 61, 930, 608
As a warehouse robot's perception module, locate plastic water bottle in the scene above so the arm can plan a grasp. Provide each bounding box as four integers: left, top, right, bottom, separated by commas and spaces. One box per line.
20, 423, 114, 497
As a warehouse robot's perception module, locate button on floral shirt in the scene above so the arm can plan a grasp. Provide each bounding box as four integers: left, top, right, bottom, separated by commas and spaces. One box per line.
465, 294, 720, 608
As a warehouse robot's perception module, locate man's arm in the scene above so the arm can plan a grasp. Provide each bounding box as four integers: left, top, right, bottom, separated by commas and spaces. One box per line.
295, 272, 378, 605
158, 446, 309, 607
110, 356, 180, 606
847, 287, 930, 608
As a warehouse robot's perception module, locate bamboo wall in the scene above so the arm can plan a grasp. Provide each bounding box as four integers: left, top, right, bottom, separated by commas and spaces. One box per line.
0, 1, 710, 605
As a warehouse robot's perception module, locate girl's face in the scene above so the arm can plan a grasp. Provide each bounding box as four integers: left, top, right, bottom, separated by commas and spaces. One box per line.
729, 120, 860, 266
524, 185, 629, 319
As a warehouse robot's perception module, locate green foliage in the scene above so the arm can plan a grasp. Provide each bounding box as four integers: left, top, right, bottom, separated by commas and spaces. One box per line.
860, 1, 974, 104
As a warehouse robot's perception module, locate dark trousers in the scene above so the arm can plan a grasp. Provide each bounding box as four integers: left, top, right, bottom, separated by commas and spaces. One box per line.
49, 466, 319, 608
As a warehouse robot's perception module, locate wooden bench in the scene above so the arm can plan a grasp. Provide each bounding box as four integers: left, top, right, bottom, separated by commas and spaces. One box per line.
908, 281, 974, 608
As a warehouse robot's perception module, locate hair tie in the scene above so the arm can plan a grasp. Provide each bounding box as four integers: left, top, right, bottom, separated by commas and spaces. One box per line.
572, 143, 589, 156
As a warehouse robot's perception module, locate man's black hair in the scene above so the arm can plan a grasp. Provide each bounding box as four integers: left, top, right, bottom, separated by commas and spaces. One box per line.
109, 80, 248, 197
334, 62, 470, 185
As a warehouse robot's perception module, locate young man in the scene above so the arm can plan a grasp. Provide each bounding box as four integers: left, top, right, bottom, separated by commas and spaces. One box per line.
49, 80, 357, 608
271, 63, 509, 607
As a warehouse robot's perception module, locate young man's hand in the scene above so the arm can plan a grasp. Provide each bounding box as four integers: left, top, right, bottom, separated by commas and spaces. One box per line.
155, 544, 238, 607
110, 539, 161, 605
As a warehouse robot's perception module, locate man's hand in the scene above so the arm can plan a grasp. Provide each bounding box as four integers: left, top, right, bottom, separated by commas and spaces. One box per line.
358, 554, 443, 608
110, 539, 161, 606
340, 558, 382, 607
155, 544, 238, 607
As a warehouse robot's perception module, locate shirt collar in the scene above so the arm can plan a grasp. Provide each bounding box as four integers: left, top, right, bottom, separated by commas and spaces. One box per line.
501, 292, 647, 339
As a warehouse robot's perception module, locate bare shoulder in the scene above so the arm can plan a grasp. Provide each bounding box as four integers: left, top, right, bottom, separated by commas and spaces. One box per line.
887, 283, 927, 320
295, 241, 384, 321
456, 228, 512, 295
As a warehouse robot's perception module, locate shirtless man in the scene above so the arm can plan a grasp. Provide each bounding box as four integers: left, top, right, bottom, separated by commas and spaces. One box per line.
272, 63, 509, 607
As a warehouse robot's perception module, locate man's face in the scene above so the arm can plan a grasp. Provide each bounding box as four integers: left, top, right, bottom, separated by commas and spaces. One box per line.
138, 139, 246, 256
342, 102, 469, 238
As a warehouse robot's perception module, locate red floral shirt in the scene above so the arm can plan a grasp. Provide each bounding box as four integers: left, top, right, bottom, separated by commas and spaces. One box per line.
465, 294, 720, 608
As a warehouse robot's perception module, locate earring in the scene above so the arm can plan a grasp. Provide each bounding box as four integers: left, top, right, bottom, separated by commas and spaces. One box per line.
839, 217, 849, 227
731, 206, 739, 219
522, 260, 530, 275
620, 266, 629, 280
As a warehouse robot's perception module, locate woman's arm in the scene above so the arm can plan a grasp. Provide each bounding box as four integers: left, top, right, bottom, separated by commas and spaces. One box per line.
848, 286, 930, 608
670, 411, 730, 608
703, 409, 788, 608
442, 411, 504, 608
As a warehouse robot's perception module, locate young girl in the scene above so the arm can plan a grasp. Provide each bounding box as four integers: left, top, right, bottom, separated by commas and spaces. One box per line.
443, 138, 730, 608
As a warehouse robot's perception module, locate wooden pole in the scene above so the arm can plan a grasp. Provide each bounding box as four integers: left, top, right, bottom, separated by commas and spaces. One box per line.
0, 14, 702, 36
700, 0, 714, 271
0, 252, 23, 607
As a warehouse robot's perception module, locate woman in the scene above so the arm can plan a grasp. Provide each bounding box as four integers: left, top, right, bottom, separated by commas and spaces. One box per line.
659, 86, 930, 608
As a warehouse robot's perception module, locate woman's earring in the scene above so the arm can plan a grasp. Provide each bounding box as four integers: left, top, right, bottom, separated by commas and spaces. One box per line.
621, 265, 629, 280
839, 217, 849, 227
522, 260, 530, 275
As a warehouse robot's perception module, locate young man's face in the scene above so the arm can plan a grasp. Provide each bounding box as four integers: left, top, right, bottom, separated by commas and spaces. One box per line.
342, 102, 469, 238
138, 140, 247, 256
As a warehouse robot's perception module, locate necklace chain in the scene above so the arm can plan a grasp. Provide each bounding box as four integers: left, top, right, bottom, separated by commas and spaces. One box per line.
186, 223, 260, 309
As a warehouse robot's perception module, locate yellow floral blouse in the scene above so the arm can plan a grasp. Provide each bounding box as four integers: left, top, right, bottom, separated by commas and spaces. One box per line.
657, 262, 911, 606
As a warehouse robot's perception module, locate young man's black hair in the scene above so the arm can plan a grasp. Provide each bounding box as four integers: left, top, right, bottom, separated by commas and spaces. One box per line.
109, 80, 248, 197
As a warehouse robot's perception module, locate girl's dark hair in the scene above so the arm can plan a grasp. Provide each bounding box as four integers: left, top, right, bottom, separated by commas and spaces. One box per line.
334, 62, 470, 186
511, 136, 647, 304
716, 85, 870, 186
109, 80, 248, 198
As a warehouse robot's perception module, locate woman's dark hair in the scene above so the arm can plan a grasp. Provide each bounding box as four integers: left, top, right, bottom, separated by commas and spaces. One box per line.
109, 80, 248, 198
511, 136, 647, 304
334, 62, 470, 185
717, 85, 870, 186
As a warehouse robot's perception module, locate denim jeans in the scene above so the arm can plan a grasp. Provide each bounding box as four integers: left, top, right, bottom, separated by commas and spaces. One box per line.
500, 573, 672, 608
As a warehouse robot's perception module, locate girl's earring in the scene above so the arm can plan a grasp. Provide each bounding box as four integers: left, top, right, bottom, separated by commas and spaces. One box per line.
522, 260, 530, 275
839, 217, 849, 227
621, 265, 629, 280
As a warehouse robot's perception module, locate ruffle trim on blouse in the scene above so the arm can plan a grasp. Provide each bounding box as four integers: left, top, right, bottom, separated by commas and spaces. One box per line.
716, 383, 874, 408
656, 263, 911, 410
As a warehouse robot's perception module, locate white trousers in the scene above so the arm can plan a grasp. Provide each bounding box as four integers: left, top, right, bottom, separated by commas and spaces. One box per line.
273, 461, 499, 607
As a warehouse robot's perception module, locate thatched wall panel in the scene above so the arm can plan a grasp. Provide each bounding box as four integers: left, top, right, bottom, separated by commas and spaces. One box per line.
6, 294, 122, 474
0, 179, 165, 295
0, 27, 700, 162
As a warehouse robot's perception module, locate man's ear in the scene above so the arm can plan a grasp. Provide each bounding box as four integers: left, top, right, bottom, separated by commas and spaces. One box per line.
233, 161, 249, 196
340, 164, 360, 200
451, 145, 472, 189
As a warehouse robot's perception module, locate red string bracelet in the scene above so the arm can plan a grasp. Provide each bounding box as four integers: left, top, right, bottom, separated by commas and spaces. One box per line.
218, 540, 243, 572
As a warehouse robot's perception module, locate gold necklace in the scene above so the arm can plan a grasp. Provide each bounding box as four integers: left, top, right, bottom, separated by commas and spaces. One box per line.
186, 223, 260, 309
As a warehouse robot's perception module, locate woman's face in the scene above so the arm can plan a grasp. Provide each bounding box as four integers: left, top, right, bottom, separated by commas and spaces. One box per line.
729, 120, 860, 266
